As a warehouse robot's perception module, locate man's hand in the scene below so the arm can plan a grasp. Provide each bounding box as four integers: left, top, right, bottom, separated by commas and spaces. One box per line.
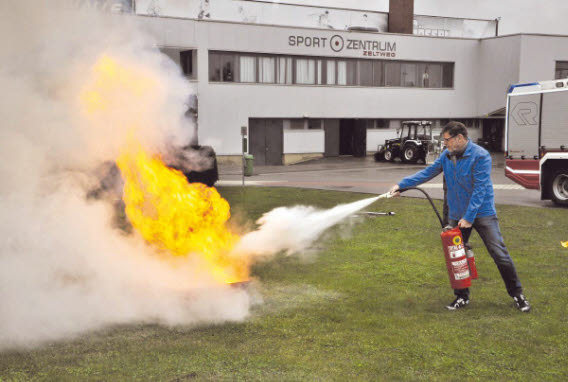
458, 219, 472, 228
389, 184, 400, 197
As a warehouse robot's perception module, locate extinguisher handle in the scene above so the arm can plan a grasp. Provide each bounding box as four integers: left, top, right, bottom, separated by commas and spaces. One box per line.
398, 187, 445, 229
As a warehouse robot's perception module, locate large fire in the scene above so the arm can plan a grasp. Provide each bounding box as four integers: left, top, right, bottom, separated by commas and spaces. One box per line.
116, 140, 249, 283
81, 54, 249, 284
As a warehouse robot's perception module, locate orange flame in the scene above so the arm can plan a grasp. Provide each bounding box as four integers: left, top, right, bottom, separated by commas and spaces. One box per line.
80, 54, 249, 284
562, 241, 568, 248
116, 139, 249, 284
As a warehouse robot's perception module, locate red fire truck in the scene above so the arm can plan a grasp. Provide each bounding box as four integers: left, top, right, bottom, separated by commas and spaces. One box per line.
505, 79, 568, 206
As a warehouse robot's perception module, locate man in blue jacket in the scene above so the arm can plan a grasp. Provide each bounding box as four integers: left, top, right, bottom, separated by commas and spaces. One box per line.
389, 121, 530, 312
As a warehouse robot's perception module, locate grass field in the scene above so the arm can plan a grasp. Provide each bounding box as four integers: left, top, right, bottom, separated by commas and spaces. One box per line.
1, 187, 567, 381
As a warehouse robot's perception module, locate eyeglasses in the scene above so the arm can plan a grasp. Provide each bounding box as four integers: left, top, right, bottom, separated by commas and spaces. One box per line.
442, 135, 457, 143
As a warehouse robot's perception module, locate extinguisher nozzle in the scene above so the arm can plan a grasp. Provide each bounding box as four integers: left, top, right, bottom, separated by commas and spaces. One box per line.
377, 192, 394, 199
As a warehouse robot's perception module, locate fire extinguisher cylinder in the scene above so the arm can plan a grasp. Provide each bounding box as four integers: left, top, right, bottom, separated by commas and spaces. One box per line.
440, 227, 471, 289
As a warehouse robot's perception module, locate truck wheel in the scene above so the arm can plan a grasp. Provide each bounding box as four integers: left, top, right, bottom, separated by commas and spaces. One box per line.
384, 149, 394, 162
549, 169, 568, 206
402, 145, 418, 163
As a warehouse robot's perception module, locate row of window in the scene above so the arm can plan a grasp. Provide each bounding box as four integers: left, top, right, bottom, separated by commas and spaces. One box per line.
283, 118, 481, 130
209, 51, 454, 88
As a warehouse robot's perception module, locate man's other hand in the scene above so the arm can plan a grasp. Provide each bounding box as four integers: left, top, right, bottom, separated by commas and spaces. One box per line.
458, 219, 472, 228
389, 184, 400, 197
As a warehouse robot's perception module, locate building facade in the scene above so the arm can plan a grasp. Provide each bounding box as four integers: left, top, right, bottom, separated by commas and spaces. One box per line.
134, 14, 568, 165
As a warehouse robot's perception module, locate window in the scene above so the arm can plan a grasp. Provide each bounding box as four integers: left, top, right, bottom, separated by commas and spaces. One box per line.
208, 52, 221, 81
258, 56, 275, 83
180, 50, 195, 78
337, 61, 347, 85
239, 56, 256, 82
373, 61, 383, 86
296, 58, 316, 84
326, 60, 336, 85
209, 52, 236, 82
277, 57, 292, 84
367, 119, 389, 129
555, 61, 568, 79
346, 60, 357, 85
401, 62, 417, 87
442, 63, 454, 88
308, 119, 323, 129
290, 119, 306, 129
358, 60, 373, 86
385, 62, 401, 86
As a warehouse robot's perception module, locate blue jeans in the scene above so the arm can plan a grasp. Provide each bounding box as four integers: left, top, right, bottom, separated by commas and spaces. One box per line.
449, 215, 523, 298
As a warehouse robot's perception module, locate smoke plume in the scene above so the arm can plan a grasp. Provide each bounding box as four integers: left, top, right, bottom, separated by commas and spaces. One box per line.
0, 0, 375, 350
0, 0, 248, 350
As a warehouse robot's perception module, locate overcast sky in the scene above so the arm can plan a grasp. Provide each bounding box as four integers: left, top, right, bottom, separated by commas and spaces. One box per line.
273, 0, 568, 36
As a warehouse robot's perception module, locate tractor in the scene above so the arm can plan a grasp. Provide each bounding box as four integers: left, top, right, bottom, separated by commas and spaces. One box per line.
374, 121, 441, 164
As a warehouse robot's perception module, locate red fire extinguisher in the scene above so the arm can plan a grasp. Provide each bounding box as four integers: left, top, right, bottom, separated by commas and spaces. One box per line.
398, 187, 478, 288
441, 227, 471, 289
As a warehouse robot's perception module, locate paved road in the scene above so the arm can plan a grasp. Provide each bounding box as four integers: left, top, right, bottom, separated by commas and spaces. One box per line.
219, 156, 552, 209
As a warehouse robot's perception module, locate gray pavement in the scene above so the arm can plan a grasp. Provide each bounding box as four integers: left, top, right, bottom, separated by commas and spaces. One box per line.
218, 154, 552, 209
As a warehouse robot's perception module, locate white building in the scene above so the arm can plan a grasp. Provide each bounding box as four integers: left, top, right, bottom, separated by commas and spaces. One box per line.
126, 2, 568, 165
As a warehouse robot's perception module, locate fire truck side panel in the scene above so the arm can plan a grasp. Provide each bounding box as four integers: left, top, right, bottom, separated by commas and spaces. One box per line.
505, 159, 539, 189
506, 93, 541, 159
541, 91, 568, 150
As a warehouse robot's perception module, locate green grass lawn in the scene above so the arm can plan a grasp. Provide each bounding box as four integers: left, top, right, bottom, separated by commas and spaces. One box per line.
1, 187, 567, 381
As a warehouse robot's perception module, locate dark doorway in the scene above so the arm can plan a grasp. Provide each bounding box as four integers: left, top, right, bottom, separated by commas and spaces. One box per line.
482, 119, 504, 152
249, 119, 283, 165
339, 119, 367, 157
324, 119, 340, 157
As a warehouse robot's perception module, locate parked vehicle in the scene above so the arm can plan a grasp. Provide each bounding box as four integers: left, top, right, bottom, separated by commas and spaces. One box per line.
505, 79, 568, 206
374, 121, 441, 164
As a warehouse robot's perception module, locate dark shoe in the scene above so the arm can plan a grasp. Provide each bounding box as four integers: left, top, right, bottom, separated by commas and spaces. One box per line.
513, 294, 531, 312
446, 296, 469, 311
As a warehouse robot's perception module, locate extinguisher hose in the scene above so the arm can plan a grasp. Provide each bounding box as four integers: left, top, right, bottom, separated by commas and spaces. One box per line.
398, 187, 445, 228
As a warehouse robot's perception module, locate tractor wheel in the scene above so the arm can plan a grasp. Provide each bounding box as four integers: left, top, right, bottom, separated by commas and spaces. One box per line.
384, 149, 394, 162
549, 169, 568, 206
373, 151, 384, 162
402, 144, 418, 163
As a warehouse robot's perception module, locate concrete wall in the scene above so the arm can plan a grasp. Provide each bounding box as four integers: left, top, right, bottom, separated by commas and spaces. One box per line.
284, 130, 325, 153
477, 35, 521, 116
518, 35, 568, 81
477, 34, 568, 117
367, 129, 398, 151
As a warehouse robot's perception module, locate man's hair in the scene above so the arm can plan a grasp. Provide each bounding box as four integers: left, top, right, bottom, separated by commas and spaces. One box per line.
442, 121, 468, 138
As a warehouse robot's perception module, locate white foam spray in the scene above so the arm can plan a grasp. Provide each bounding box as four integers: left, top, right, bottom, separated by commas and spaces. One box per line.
236, 196, 379, 257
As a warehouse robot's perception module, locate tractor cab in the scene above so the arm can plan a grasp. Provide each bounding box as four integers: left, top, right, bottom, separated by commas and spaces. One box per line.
375, 121, 441, 164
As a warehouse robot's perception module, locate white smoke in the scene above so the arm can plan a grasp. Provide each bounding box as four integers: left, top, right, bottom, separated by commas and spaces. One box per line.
0, 0, 377, 351
0, 0, 246, 351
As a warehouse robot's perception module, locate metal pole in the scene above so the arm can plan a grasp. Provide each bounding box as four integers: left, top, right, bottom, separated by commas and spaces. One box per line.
241, 126, 247, 187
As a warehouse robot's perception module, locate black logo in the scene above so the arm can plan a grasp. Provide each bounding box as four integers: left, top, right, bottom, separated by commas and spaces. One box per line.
511, 102, 538, 126
330, 35, 344, 52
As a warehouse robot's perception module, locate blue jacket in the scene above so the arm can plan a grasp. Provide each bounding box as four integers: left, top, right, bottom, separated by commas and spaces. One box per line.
398, 140, 496, 223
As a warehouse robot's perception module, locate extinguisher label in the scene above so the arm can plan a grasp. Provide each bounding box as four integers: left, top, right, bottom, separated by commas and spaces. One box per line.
449, 247, 465, 259
451, 259, 470, 280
